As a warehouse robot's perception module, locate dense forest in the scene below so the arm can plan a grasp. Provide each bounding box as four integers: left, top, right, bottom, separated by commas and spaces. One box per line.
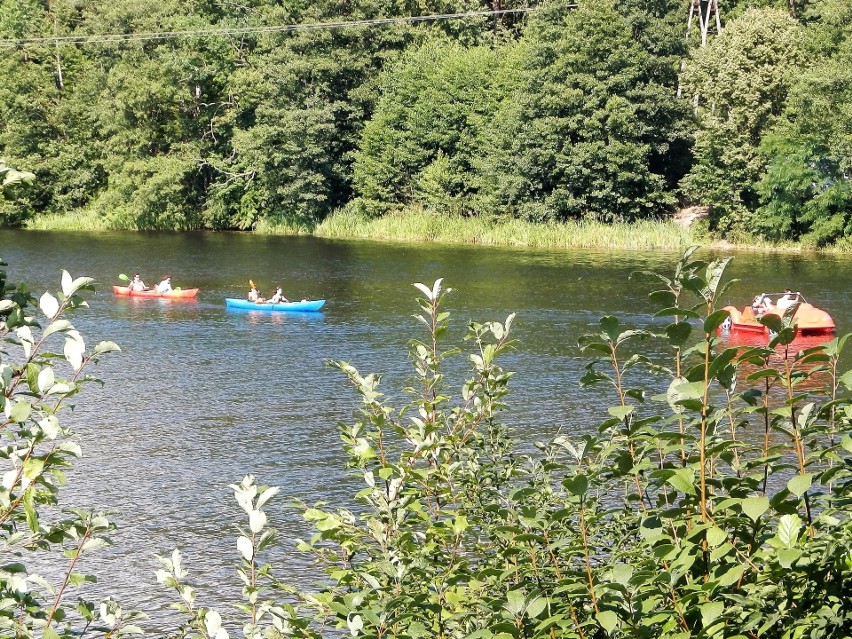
0, 0, 850, 246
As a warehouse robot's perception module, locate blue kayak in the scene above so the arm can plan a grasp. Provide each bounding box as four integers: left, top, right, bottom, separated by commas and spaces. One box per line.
225, 298, 326, 312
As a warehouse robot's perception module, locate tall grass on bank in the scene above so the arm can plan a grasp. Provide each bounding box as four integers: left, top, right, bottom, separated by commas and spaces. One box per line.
314, 207, 696, 251
252, 217, 316, 235
20, 206, 852, 253
24, 209, 113, 231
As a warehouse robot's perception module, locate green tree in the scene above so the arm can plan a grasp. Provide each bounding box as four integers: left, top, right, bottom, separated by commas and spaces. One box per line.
0, 159, 34, 224
490, 0, 690, 222
351, 38, 517, 217
753, 0, 852, 246
680, 8, 803, 238
205, 0, 503, 230
0, 160, 34, 195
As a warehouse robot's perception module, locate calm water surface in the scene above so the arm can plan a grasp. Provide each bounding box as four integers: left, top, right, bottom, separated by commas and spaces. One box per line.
1, 230, 849, 626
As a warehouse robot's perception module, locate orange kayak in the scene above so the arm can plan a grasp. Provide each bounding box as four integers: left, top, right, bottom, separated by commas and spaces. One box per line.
113, 285, 199, 299
721, 303, 835, 336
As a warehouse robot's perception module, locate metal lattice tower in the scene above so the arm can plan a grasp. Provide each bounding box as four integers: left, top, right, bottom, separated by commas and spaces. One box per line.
687, 0, 722, 47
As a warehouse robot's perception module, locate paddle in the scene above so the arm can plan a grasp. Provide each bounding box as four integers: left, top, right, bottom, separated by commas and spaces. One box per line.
118, 273, 129, 282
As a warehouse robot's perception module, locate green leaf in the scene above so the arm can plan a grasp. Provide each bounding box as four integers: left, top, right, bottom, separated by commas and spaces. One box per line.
9, 401, 31, 423
596, 610, 618, 634
706, 526, 727, 548
741, 496, 769, 522
703, 310, 731, 334
24, 501, 38, 533
610, 564, 633, 587
704, 257, 732, 297
563, 474, 588, 496
607, 405, 634, 420
777, 514, 802, 548
673, 380, 705, 401
39, 292, 59, 319
600, 316, 620, 342
654, 307, 702, 319
505, 589, 526, 616
665, 322, 692, 346
43, 625, 61, 639
525, 596, 547, 619
93, 341, 121, 356
700, 601, 724, 628
24, 457, 44, 479
453, 515, 468, 536
777, 548, 802, 569
316, 514, 342, 531
714, 563, 746, 588
667, 468, 696, 495
237, 536, 253, 561
787, 473, 812, 498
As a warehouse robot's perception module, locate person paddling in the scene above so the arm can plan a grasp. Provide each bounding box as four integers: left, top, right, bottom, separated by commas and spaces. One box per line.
129, 273, 148, 292
248, 285, 265, 303
156, 275, 173, 293
270, 287, 288, 304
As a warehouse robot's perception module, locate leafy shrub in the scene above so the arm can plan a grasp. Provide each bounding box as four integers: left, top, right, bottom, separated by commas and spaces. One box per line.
160, 248, 852, 639
0, 260, 140, 639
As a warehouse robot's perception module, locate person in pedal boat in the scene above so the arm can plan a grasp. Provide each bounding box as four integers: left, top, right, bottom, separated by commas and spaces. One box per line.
751, 293, 771, 316
776, 289, 799, 311
270, 287, 289, 304
129, 273, 148, 292
156, 275, 172, 293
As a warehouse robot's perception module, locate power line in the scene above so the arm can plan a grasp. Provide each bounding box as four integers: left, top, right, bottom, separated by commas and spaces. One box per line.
0, 7, 574, 49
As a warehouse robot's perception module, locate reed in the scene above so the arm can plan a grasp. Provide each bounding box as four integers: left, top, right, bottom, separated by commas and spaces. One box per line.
252, 217, 316, 235
18, 205, 852, 253
315, 207, 696, 251
24, 209, 113, 231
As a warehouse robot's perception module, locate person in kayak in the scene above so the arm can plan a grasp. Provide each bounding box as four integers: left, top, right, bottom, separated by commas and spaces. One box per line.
129, 274, 148, 292
248, 285, 265, 303
269, 287, 289, 304
156, 276, 172, 293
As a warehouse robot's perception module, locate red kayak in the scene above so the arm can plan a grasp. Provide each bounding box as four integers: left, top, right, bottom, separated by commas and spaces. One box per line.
113, 285, 199, 299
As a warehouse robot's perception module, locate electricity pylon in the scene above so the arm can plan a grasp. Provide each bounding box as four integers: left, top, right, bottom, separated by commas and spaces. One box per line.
686, 0, 722, 47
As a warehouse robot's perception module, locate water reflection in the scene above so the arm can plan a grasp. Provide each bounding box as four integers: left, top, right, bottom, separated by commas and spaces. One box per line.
226, 307, 326, 325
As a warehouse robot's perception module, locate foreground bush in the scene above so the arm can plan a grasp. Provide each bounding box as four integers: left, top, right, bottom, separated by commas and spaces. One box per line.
3, 249, 850, 639
0, 260, 139, 638
160, 247, 851, 639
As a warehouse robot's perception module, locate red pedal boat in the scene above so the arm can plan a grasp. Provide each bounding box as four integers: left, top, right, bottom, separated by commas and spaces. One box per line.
721, 293, 835, 336
113, 285, 199, 299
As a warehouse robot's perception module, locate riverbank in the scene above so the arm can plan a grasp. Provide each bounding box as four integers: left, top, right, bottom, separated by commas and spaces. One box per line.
21, 207, 851, 253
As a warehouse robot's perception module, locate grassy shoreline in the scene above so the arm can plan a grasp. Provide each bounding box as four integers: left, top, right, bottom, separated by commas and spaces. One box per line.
21, 207, 851, 253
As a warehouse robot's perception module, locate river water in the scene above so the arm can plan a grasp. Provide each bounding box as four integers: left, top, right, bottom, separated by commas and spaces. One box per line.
1, 230, 849, 627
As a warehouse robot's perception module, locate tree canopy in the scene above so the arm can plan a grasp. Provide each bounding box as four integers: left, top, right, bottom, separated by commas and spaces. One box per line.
0, 0, 850, 245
